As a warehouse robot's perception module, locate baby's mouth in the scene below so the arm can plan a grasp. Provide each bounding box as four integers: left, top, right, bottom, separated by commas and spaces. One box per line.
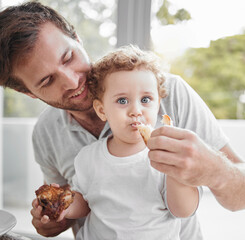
131, 122, 142, 128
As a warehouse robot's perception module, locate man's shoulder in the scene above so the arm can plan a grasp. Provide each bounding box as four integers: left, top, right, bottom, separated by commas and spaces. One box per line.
34, 106, 65, 131
164, 72, 185, 88
78, 137, 105, 154
75, 138, 105, 165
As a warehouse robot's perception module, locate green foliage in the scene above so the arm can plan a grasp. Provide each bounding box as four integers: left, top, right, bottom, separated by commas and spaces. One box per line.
4, 89, 46, 117
171, 34, 245, 119
156, 0, 191, 25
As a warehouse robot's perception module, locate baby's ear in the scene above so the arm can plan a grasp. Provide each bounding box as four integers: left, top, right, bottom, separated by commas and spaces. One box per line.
93, 99, 107, 121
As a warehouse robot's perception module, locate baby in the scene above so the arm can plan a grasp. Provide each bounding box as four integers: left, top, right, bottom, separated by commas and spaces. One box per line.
56, 45, 200, 240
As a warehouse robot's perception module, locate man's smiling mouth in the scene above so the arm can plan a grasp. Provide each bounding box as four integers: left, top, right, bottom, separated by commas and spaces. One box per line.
72, 85, 85, 98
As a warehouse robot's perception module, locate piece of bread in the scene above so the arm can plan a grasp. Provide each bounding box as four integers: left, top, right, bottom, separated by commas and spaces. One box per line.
137, 115, 173, 145
161, 114, 173, 126
136, 124, 154, 145
35, 184, 75, 220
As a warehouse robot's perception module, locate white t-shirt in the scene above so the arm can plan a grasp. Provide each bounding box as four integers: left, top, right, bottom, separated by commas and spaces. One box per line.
72, 136, 200, 240
32, 73, 229, 239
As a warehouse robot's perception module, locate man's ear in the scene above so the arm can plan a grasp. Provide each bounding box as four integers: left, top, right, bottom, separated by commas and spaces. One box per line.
93, 99, 107, 121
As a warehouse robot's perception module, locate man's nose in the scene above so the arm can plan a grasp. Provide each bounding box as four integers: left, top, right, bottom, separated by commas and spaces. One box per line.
59, 68, 79, 90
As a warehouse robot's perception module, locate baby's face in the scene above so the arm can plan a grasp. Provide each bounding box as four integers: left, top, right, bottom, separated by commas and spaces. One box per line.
101, 69, 160, 145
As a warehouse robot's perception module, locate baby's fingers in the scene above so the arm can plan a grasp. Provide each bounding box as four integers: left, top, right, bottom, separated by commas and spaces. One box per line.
56, 210, 67, 223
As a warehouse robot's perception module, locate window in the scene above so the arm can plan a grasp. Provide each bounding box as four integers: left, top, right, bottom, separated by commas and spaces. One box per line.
1, 1, 245, 239
151, 0, 245, 119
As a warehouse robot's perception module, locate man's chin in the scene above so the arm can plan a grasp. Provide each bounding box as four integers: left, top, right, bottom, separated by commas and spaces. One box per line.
42, 100, 93, 112
66, 105, 93, 112
58, 104, 93, 112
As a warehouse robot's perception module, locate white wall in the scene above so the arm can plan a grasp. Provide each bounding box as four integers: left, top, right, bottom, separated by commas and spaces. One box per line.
199, 119, 245, 240
218, 119, 245, 158
2, 118, 42, 207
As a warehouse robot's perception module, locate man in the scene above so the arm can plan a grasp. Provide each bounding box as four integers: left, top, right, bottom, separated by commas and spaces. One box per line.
0, 2, 244, 239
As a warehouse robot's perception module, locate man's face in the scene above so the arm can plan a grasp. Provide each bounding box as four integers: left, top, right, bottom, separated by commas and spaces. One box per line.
13, 22, 92, 112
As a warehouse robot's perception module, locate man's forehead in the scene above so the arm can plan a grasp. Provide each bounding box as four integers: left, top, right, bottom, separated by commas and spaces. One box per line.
38, 22, 67, 46
12, 25, 64, 83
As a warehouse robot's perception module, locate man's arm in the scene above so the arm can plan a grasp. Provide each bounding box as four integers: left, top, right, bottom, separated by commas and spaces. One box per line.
210, 144, 245, 211
148, 125, 245, 211
31, 198, 76, 237
31, 183, 78, 237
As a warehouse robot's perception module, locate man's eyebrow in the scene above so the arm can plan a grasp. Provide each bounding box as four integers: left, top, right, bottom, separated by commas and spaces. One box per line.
35, 48, 70, 88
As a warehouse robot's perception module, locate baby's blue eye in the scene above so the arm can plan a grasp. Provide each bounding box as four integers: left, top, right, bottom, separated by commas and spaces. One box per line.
141, 97, 150, 103
117, 98, 128, 104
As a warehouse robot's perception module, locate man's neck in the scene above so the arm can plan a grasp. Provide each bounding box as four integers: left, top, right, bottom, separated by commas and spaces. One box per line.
67, 108, 105, 138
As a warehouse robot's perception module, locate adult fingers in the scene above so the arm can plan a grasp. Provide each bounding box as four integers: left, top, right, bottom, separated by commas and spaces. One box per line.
32, 217, 43, 230
151, 125, 189, 140
30, 204, 42, 219
148, 149, 182, 166
39, 219, 73, 237
34, 222, 65, 237
147, 135, 182, 153
32, 217, 62, 237
150, 160, 180, 178
32, 198, 39, 208
41, 215, 50, 224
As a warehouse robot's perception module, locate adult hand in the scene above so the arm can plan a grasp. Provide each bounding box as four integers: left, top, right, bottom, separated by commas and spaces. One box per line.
147, 125, 227, 189
31, 198, 75, 237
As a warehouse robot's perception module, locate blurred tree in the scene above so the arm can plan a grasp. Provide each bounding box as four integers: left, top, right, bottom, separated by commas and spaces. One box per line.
171, 34, 245, 119
156, 0, 191, 25
4, 89, 46, 117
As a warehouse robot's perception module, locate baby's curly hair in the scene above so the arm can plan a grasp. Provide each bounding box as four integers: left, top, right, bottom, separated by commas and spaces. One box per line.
88, 45, 167, 101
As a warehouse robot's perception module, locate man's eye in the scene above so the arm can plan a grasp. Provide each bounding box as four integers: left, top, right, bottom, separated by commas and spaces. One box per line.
41, 77, 53, 88
117, 98, 128, 104
64, 51, 73, 64
141, 97, 151, 103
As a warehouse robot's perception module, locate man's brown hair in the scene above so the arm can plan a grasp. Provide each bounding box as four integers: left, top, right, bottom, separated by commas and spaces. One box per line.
88, 45, 167, 101
0, 1, 76, 93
